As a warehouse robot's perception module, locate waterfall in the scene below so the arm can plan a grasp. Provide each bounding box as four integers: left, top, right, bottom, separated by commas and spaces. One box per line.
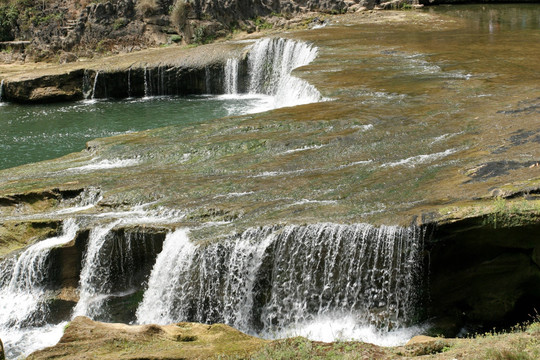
91, 71, 100, 100
73, 222, 160, 321
137, 223, 423, 344
73, 221, 120, 318
82, 70, 92, 99
0, 79, 4, 102
0, 219, 78, 359
224, 38, 322, 108
247, 38, 321, 107
144, 67, 149, 97
224, 58, 239, 94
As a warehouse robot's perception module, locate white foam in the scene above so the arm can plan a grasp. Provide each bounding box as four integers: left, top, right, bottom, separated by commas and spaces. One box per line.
0, 322, 67, 359
289, 199, 338, 206
382, 148, 458, 168
280, 144, 326, 155
266, 314, 426, 347
65, 158, 140, 172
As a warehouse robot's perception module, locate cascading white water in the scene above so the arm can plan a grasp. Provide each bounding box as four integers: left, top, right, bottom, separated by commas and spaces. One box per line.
73, 222, 161, 320
73, 221, 120, 318
137, 223, 424, 345
248, 38, 321, 107
144, 67, 149, 97
0, 219, 78, 359
82, 70, 92, 99
223, 38, 322, 109
224, 58, 239, 94
0, 79, 4, 103
91, 71, 100, 100
136, 229, 197, 324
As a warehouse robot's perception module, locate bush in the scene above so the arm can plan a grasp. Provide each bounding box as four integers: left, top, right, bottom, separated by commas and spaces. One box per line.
136, 0, 158, 17
113, 17, 128, 30
170, 0, 187, 31
0, 3, 18, 42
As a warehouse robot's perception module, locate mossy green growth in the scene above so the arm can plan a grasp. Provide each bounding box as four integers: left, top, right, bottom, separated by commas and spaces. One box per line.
484, 197, 540, 229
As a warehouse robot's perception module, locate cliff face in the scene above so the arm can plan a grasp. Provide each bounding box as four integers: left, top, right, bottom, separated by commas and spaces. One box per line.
0, 0, 357, 62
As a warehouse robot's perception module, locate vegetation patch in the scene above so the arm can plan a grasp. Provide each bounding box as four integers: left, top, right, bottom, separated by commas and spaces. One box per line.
0, 1, 18, 41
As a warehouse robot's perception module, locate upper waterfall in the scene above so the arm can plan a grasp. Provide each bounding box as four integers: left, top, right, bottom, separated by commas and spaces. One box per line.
136, 223, 424, 345
223, 38, 322, 109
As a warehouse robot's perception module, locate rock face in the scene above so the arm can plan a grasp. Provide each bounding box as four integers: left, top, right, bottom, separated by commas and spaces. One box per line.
1, 40, 245, 103
427, 216, 540, 336
1, 0, 355, 61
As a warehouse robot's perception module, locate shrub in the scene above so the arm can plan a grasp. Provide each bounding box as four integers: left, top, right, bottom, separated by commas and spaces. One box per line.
0, 3, 18, 41
136, 0, 158, 17
113, 17, 128, 30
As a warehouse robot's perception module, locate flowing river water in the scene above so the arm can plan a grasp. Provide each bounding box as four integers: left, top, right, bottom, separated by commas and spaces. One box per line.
0, 4, 539, 359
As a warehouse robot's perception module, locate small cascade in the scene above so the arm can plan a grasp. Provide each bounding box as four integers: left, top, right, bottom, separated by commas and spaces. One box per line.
136, 229, 197, 324
224, 58, 239, 94
247, 38, 321, 107
91, 71, 100, 100
0, 219, 79, 359
55, 187, 103, 215
73, 223, 161, 321
223, 38, 321, 108
0, 79, 4, 103
137, 223, 424, 343
144, 67, 149, 97
82, 70, 92, 99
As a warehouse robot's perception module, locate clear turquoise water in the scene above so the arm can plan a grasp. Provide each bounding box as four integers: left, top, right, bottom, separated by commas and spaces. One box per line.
0, 95, 271, 170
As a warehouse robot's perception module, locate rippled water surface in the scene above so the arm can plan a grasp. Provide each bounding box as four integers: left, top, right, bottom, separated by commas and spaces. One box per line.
0, 95, 272, 170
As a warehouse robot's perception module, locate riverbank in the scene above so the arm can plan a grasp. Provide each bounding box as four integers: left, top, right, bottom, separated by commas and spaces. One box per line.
27, 316, 540, 359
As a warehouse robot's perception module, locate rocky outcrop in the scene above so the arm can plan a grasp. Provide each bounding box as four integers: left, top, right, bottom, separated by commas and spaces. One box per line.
28, 316, 267, 360
426, 215, 540, 336
1, 0, 357, 62
1, 39, 245, 103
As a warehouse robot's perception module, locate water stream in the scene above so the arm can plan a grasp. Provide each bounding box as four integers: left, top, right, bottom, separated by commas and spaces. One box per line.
0, 79, 4, 103
0, 219, 79, 359
137, 223, 424, 344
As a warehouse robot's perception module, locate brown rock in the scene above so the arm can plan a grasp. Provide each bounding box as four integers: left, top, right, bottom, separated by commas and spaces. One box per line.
406, 335, 437, 345
29, 87, 80, 102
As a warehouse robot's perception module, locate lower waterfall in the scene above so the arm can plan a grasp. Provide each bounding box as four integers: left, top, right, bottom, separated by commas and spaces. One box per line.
136, 223, 424, 344
0, 219, 79, 359
73, 222, 161, 321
